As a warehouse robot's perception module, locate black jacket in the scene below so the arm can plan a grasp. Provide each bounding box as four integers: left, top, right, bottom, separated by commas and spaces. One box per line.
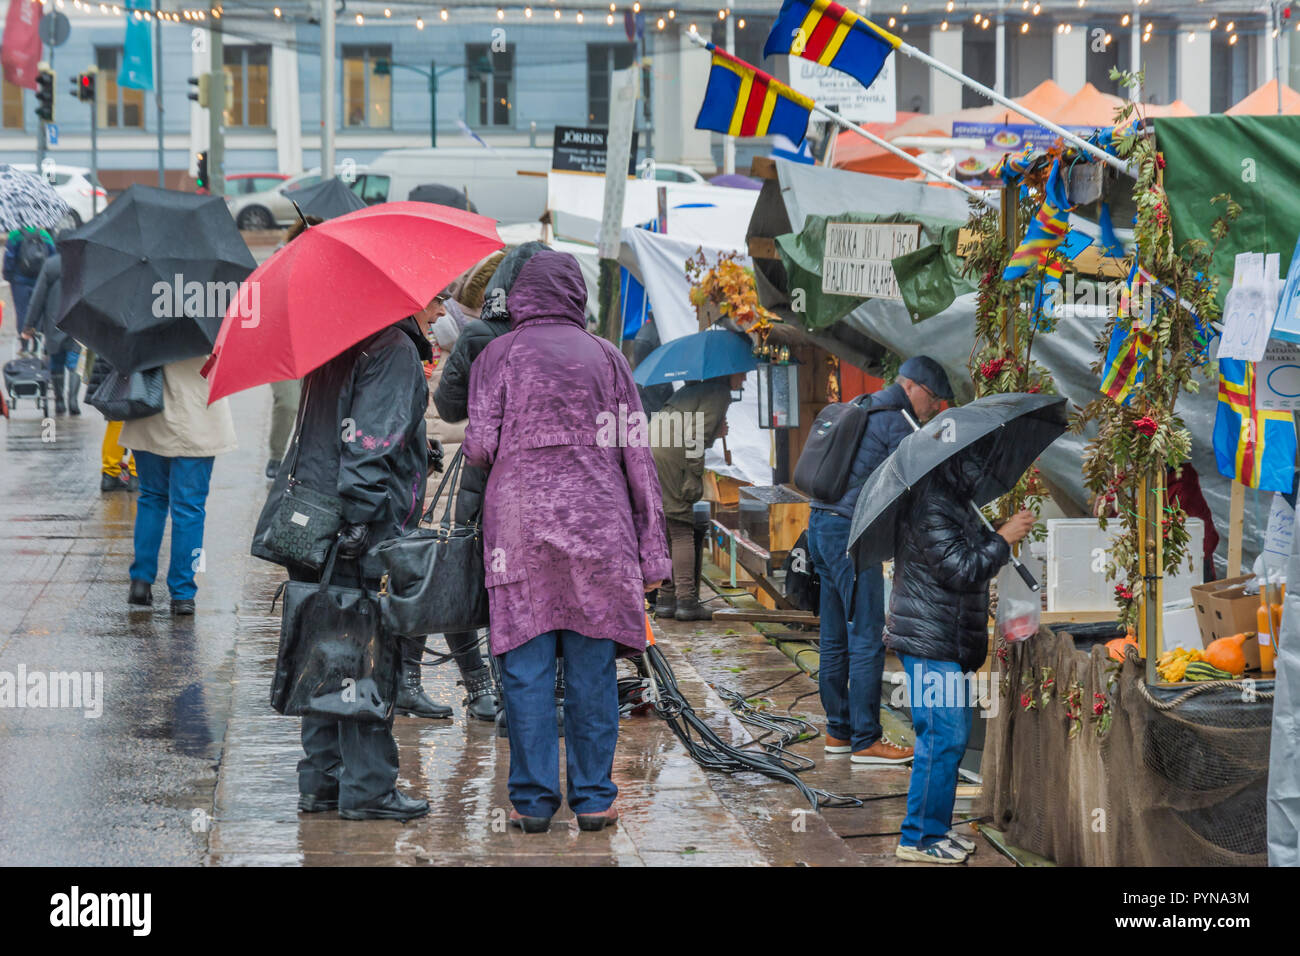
432, 240, 547, 523
884, 455, 1011, 672
253, 317, 433, 579
27, 253, 67, 354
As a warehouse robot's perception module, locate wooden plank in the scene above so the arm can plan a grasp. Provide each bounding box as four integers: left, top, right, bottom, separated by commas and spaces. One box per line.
747, 236, 780, 260
1228, 479, 1245, 577
713, 607, 820, 625
1070, 244, 1129, 279
1041, 610, 1118, 624
956, 227, 981, 258
975, 825, 1056, 867
750, 156, 778, 180
769, 498, 810, 553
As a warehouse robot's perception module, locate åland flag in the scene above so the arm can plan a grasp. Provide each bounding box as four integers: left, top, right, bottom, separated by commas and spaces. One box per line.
1213, 358, 1298, 493
695, 45, 815, 145
763, 0, 901, 91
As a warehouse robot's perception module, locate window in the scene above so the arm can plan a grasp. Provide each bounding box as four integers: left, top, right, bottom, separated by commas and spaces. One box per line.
2, 79, 23, 130
342, 45, 391, 128
95, 47, 145, 128
466, 43, 515, 128
223, 45, 271, 128
352, 174, 391, 204
587, 43, 636, 125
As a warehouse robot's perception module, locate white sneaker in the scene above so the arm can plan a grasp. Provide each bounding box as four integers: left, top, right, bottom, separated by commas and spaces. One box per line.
895, 839, 969, 864
945, 828, 977, 854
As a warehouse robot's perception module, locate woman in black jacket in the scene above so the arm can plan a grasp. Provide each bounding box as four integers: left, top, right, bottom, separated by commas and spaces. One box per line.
885, 440, 1034, 864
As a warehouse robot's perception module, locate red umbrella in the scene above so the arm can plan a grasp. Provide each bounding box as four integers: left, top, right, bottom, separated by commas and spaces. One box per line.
203, 201, 503, 403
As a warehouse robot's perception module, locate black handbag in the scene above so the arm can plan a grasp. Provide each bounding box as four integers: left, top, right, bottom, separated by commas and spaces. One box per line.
259, 381, 343, 571
87, 366, 164, 420
369, 448, 490, 637
269, 544, 398, 722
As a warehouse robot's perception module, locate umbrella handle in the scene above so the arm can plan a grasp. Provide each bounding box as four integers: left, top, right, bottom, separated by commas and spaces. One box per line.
970, 501, 1041, 593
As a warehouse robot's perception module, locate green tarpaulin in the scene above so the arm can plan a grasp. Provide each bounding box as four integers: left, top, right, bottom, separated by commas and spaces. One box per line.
1154, 115, 1300, 304
775, 211, 970, 329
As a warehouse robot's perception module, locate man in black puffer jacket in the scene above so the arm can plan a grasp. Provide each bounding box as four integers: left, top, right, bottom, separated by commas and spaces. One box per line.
886, 440, 1034, 864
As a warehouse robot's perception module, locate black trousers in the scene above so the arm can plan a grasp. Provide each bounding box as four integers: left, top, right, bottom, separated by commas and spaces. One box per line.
290, 560, 399, 807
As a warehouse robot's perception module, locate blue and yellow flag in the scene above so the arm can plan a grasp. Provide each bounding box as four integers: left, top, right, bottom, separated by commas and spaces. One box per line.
695, 44, 815, 145
1213, 358, 1297, 493
1002, 158, 1072, 281
763, 0, 901, 92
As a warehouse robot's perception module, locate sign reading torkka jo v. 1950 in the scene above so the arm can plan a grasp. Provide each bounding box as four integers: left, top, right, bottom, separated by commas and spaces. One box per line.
821, 221, 922, 300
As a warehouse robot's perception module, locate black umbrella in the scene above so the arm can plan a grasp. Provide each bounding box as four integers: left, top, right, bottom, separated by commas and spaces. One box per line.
848, 392, 1068, 589
56, 185, 256, 375
407, 182, 477, 212
289, 177, 367, 220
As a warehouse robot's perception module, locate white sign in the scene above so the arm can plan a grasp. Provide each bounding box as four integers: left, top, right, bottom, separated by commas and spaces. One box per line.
821, 221, 921, 299
1257, 339, 1300, 410
1217, 251, 1280, 362
1264, 493, 1295, 563
786, 56, 895, 125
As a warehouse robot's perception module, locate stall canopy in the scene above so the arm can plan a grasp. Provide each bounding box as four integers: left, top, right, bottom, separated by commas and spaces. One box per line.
1226, 78, 1300, 115
748, 157, 1261, 572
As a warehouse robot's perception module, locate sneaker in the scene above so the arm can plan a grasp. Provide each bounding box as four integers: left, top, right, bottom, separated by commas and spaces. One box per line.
946, 828, 977, 855
895, 839, 969, 864
824, 734, 853, 754
101, 472, 128, 493
851, 737, 915, 765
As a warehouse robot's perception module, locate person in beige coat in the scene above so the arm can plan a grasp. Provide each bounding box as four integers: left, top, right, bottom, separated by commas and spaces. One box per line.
120, 355, 237, 615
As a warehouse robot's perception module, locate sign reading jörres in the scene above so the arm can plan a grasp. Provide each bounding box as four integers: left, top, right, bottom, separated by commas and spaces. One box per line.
551, 125, 640, 176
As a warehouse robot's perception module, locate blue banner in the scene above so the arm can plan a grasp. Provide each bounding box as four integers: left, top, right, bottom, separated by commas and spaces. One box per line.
118, 0, 153, 92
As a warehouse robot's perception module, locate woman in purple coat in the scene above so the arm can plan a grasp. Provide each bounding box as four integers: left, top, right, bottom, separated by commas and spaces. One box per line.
463, 249, 672, 833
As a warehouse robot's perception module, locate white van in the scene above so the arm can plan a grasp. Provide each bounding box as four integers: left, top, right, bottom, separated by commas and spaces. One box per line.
363, 147, 552, 225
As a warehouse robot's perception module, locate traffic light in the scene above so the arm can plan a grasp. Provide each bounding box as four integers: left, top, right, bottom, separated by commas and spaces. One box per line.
195, 151, 209, 191
188, 73, 210, 109
70, 69, 96, 103
35, 64, 55, 122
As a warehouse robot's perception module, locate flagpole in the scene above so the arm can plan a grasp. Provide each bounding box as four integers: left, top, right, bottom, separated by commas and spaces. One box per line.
892, 39, 1135, 177
684, 31, 994, 207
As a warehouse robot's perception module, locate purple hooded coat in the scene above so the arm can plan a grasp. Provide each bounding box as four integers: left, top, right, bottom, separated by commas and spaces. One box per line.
463, 251, 673, 657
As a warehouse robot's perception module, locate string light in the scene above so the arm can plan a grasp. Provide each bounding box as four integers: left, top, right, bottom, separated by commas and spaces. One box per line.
981, 17, 989, 28
1121, 13, 1129, 25
633, 1, 640, 10
1187, 31, 1196, 42
1020, 21, 1029, 32
668, 8, 675, 18
945, 0, 953, 11
383, 7, 391, 16
1229, 32, 1238, 44
273, 6, 281, 16
739, 17, 745, 28
1209, 17, 1217, 28
972, 11, 980, 21
657, 16, 664, 27
941, 19, 948, 29
1226, 20, 1235, 31
496, 7, 504, 20
441, 9, 449, 20
556, 8, 562, 17
1032, 2, 1040, 14
607, 12, 614, 23
577, 11, 584, 21
1104, 32, 1112, 44
417, 16, 424, 28
900, 4, 908, 13
354, 13, 363, 25
719, 8, 726, 18
888, 15, 896, 25
525, 6, 532, 16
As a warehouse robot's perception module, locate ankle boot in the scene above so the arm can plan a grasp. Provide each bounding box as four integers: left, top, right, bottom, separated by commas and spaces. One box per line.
52, 371, 66, 415
654, 588, 677, 619
674, 595, 713, 621
66, 371, 81, 415
457, 664, 497, 721
394, 637, 452, 719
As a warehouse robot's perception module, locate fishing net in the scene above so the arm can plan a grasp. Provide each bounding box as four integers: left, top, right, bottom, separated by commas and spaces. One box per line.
977, 627, 1273, 865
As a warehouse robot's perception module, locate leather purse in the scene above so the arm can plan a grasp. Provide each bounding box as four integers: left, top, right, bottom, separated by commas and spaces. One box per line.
258, 380, 343, 571
269, 544, 398, 722
87, 366, 164, 420
369, 448, 490, 637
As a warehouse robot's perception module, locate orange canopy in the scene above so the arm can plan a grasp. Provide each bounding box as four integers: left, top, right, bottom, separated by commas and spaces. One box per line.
1226, 78, 1300, 115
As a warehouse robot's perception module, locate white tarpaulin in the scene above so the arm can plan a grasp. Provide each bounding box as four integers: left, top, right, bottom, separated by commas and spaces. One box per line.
620, 227, 772, 488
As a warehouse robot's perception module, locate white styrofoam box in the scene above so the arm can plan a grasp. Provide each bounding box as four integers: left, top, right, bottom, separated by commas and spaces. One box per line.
1162, 601, 1202, 651
1045, 518, 1204, 613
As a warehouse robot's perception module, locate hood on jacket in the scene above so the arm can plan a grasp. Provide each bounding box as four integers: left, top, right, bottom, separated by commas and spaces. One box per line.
507, 250, 588, 330
934, 433, 997, 500
481, 241, 549, 323
432, 308, 464, 349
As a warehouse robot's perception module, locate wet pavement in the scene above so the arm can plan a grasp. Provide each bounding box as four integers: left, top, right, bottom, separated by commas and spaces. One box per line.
0, 294, 1009, 867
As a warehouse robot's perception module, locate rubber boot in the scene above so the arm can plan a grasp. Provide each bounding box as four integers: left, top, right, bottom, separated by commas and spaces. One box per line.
676, 507, 714, 621
491, 654, 510, 739
52, 370, 66, 415
654, 587, 677, 619
67, 371, 81, 415
394, 636, 452, 719
457, 663, 497, 721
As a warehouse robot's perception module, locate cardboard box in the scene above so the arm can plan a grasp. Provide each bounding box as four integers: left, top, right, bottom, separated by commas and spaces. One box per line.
1190, 575, 1263, 670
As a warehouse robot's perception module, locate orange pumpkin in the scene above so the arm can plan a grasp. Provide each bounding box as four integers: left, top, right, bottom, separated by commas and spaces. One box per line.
1106, 635, 1139, 661
1203, 633, 1249, 676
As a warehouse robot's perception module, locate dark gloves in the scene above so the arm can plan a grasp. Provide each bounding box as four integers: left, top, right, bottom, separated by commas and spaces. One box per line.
427, 437, 445, 475
336, 522, 370, 560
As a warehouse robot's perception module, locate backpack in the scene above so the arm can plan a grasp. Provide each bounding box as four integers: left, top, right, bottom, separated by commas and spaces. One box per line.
17, 231, 50, 279
793, 393, 891, 503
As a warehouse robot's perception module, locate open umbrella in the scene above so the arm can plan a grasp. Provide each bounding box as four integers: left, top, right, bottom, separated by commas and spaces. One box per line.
203, 201, 503, 403
632, 328, 757, 386
288, 177, 367, 221
407, 183, 477, 212
0, 164, 71, 232
55, 185, 255, 375
848, 392, 1068, 588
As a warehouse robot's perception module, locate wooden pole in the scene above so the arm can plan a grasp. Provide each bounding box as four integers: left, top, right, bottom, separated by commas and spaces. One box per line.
1227, 479, 1246, 577
1137, 474, 1149, 662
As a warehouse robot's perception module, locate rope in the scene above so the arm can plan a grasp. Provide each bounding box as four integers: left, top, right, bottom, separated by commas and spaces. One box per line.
1135, 677, 1274, 710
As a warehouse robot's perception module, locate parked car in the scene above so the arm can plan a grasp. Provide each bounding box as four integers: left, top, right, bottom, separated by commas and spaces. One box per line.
225, 165, 370, 229
225, 172, 289, 196
363, 147, 552, 224
13, 163, 109, 227
637, 160, 708, 184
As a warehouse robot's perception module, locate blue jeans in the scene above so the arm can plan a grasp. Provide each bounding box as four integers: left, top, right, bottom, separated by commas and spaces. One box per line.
130, 451, 215, 601
497, 630, 619, 818
807, 508, 885, 750
49, 346, 80, 374
900, 654, 975, 847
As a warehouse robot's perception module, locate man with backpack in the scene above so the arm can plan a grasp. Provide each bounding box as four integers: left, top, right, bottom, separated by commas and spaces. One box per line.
798, 355, 953, 766
3, 226, 56, 355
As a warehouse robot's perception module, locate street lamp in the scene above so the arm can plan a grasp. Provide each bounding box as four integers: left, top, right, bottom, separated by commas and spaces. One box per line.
374, 57, 481, 148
